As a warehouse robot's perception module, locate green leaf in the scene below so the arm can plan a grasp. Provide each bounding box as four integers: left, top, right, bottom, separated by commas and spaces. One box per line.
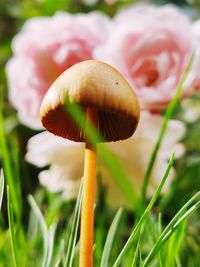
7, 186, 19, 267
0, 169, 4, 210
64, 180, 83, 267
113, 153, 175, 267
100, 208, 123, 267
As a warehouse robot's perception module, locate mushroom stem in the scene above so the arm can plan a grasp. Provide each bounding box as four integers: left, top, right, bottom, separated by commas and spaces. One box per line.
80, 107, 98, 267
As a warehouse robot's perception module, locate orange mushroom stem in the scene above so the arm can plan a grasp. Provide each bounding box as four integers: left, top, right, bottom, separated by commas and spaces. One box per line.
80, 107, 98, 267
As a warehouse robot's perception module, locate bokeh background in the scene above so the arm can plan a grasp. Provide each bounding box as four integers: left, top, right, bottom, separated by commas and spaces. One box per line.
0, 0, 200, 266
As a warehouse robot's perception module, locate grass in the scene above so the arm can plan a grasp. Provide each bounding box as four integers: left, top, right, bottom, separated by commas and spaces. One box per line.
0, 170, 4, 210
112, 154, 175, 267
0, 159, 199, 267
100, 208, 123, 267
7, 186, 19, 267
64, 180, 83, 267
0, 94, 22, 221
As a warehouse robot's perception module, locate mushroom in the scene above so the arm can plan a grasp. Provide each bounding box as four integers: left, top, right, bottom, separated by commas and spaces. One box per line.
40, 60, 140, 267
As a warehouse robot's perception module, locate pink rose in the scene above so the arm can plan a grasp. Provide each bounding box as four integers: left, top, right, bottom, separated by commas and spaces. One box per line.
6, 11, 110, 129
190, 20, 200, 91
95, 4, 200, 110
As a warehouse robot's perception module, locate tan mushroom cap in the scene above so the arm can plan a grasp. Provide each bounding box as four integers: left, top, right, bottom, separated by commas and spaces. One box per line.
40, 60, 140, 142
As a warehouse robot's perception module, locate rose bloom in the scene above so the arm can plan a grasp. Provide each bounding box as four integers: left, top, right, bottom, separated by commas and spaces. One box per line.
95, 4, 200, 110
6, 11, 110, 129
26, 112, 185, 207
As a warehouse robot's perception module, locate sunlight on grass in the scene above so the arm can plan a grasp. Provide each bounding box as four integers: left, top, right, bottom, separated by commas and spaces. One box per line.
0, 169, 4, 210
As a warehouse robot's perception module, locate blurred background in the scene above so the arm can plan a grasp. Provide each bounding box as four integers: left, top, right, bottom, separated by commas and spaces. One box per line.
0, 0, 200, 266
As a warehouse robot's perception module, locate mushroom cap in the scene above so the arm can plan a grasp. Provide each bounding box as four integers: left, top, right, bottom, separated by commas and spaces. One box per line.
40, 60, 140, 142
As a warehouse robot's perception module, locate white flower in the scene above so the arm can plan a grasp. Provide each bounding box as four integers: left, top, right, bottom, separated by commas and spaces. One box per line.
26, 112, 185, 207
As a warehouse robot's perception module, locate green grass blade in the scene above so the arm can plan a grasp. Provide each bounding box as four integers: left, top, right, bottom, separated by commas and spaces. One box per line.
54, 257, 61, 267
64, 180, 83, 267
165, 222, 185, 267
142, 54, 194, 203
7, 186, 19, 267
46, 223, 57, 267
0, 169, 4, 210
113, 153, 175, 267
158, 213, 164, 267
28, 195, 49, 267
55, 239, 65, 267
0, 97, 22, 220
131, 227, 143, 267
176, 256, 183, 267
149, 201, 200, 266
152, 191, 200, 254
162, 202, 199, 242
10, 136, 22, 206
141, 196, 200, 267
100, 208, 123, 267
159, 156, 200, 211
